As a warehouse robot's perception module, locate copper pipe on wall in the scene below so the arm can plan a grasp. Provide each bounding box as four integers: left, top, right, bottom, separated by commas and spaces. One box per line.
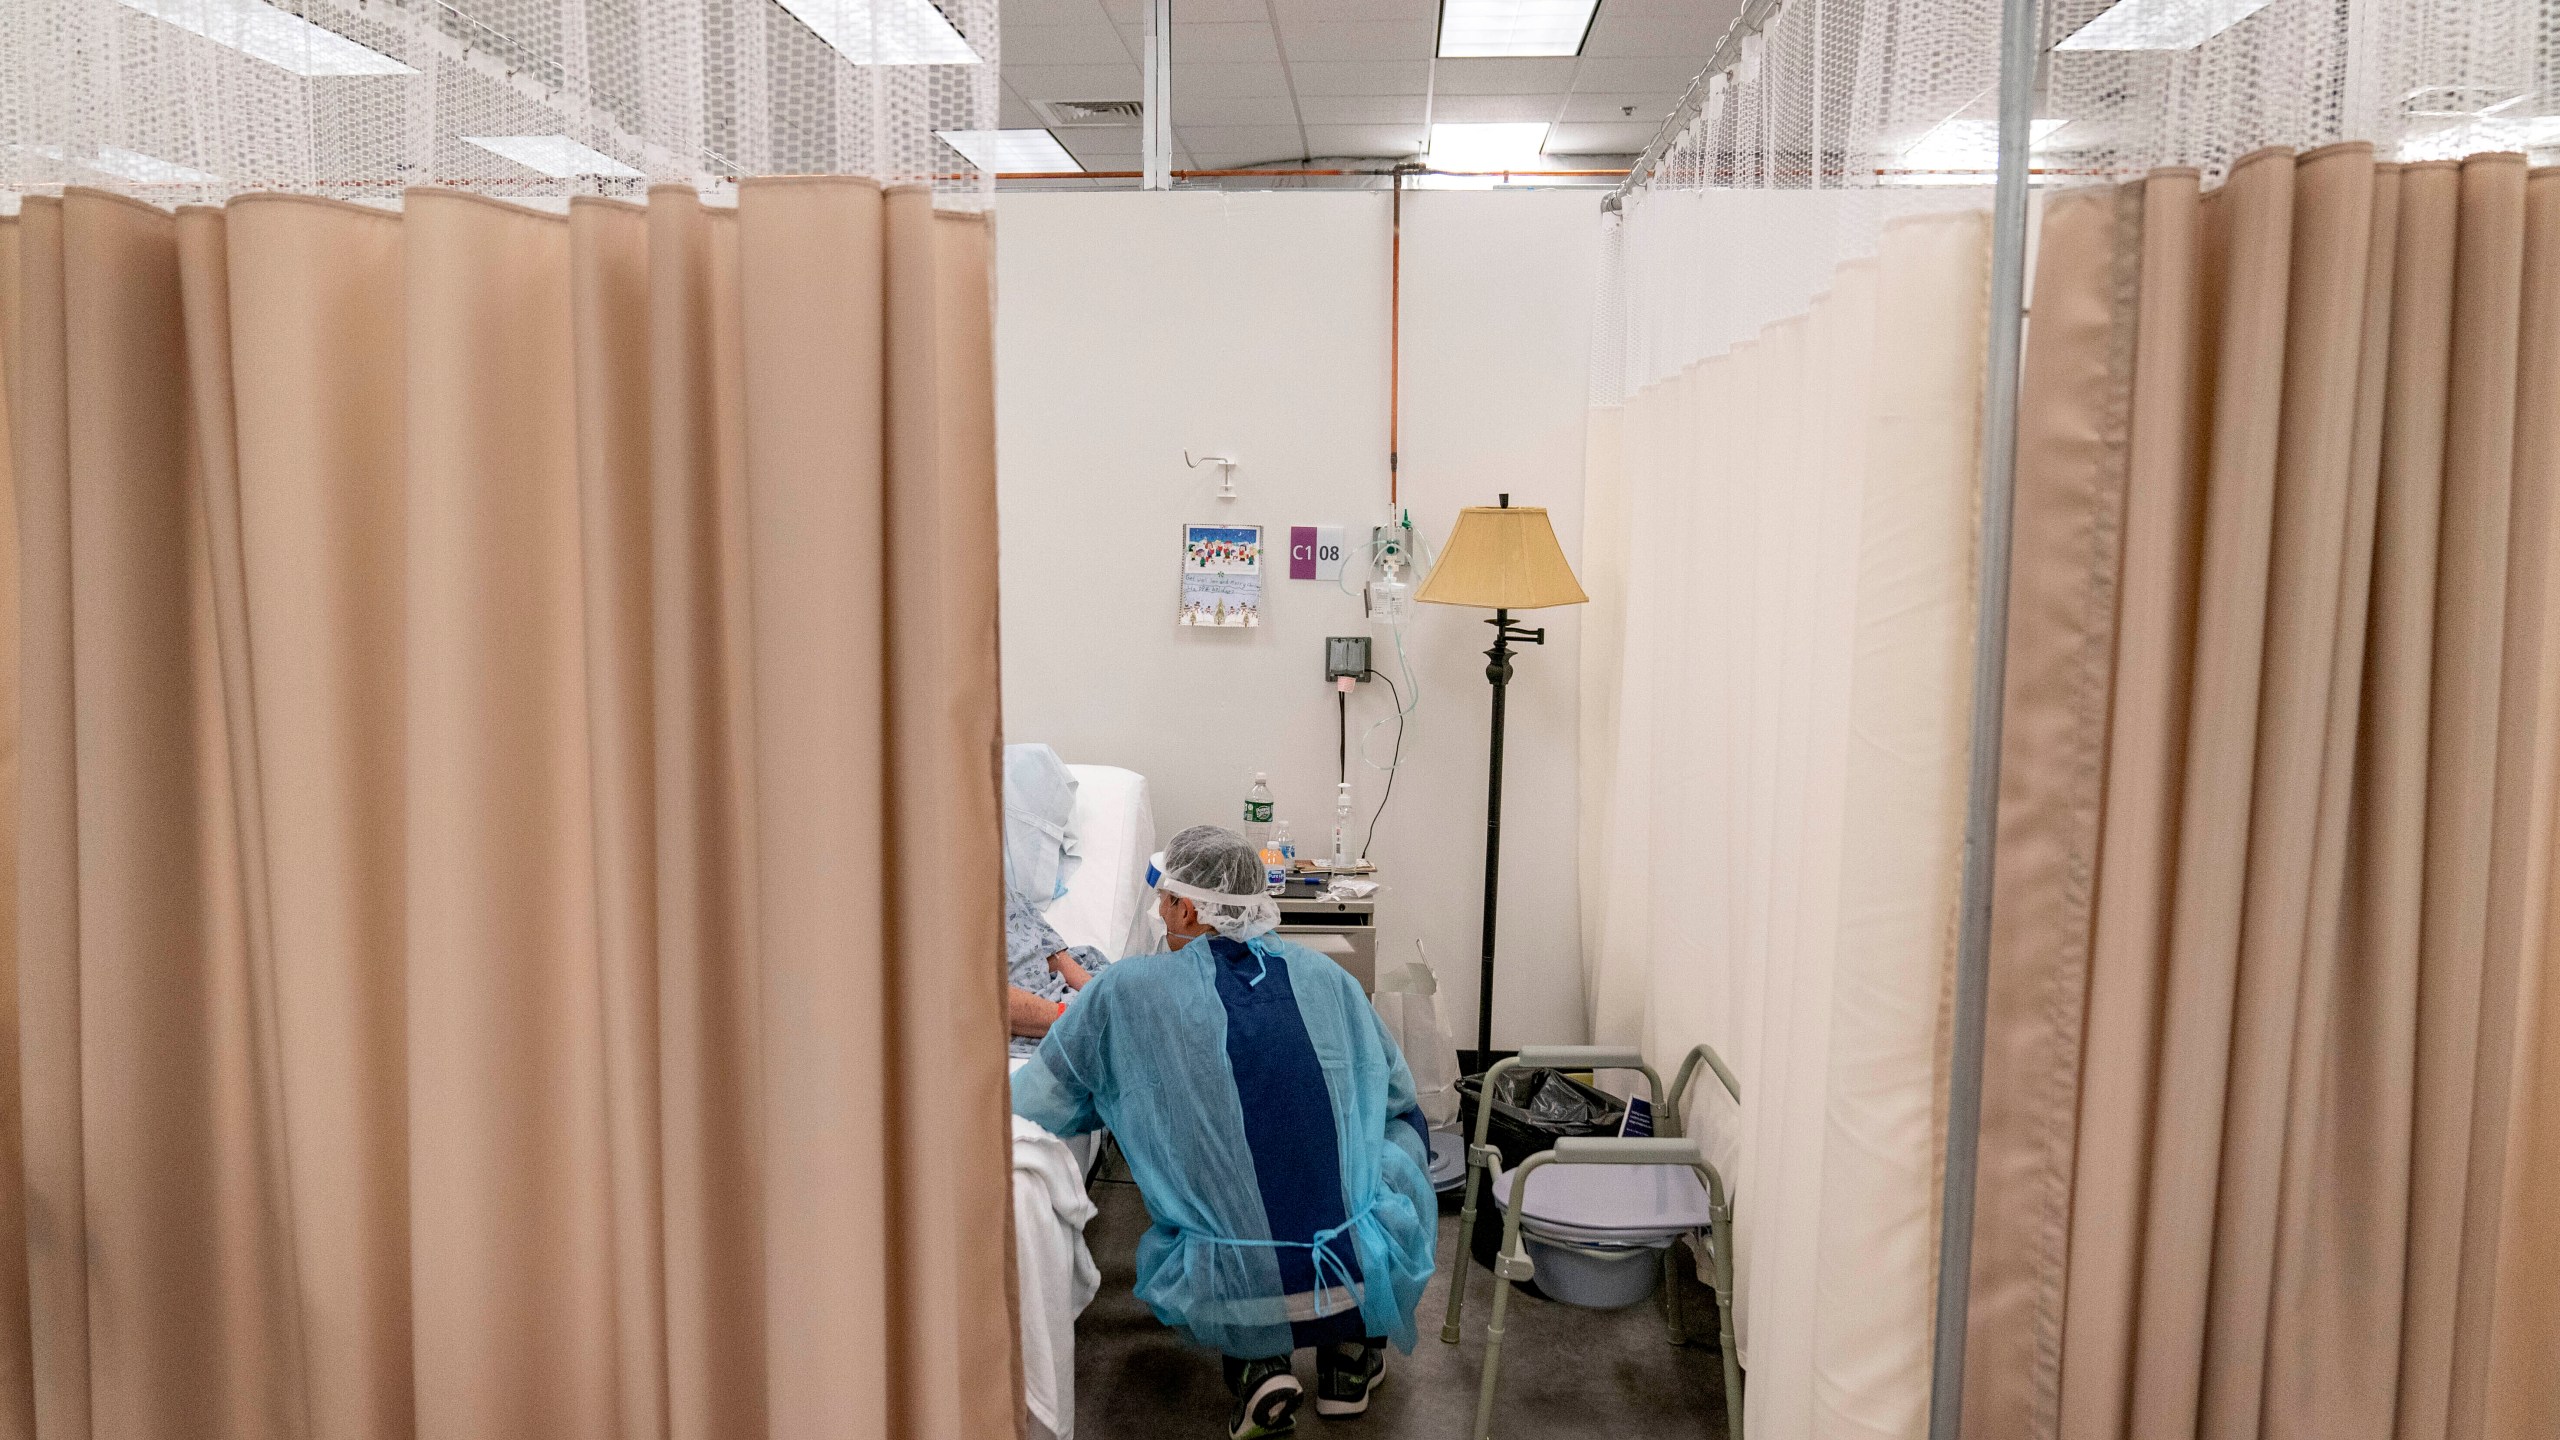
1390, 167, 1403, 509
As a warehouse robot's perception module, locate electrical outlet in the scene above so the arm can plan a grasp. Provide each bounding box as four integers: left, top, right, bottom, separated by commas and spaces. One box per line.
1326, 635, 1372, 680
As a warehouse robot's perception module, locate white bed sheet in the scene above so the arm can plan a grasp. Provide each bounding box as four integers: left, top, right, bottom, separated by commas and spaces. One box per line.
1010, 1056, 1101, 1440
1013, 1115, 1099, 1440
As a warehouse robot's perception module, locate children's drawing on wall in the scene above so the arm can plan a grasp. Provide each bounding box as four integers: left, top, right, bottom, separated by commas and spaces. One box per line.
1180, 523, 1262, 628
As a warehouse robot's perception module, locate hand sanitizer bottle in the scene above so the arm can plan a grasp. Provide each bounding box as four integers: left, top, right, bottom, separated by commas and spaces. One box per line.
1266, 820, 1293, 896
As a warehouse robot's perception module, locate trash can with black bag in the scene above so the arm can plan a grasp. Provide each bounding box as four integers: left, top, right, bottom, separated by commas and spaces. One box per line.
1454, 1068, 1627, 1288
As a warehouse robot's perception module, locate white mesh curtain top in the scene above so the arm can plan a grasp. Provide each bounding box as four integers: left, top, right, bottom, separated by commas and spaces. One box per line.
0, 0, 999, 208
1596, 0, 2560, 402
1643, 0, 2560, 196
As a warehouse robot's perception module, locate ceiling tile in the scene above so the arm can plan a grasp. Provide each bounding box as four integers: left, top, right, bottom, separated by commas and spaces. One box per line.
1278, 0, 1438, 20
1002, 63, 1142, 99
1545, 121, 1656, 154
1058, 129, 1141, 158
1170, 61, 1296, 98
1295, 93, 1428, 124
1428, 93, 1568, 123
998, 85, 1045, 127
1002, 0, 1112, 26
1429, 56, 1579, 94
1274, 18, 1436, 61
1304, 123, 1425, 157
1572, 55, 1710, 91
1002, 22, 1137, 65
1598, 0, 1744, 15
1173, 20, 1283, 62
1101, 0, 1270, 18
1174, 94, 1303, 126
1562, 90, 1678, 122
1580, 3, 1730, 57
1289, 60, 1433, 95
1174, 124, 1310, 164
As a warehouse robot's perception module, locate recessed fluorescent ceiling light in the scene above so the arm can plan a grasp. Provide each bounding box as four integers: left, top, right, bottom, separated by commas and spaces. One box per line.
1438, 0, 1601, 58
114, 0, 415, 75
1899, 117, 2067, 171
463, 135, 644, 178
2057, 0, 2274, 51
11, 143, 223, 185
92, 145, 223, 184
772, 0, 982, 65
1427, 122, 1550, 169
937, 129, 1081, 173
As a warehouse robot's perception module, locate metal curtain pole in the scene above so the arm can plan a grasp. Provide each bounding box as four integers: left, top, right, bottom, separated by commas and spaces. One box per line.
1142, 0, 1172, 190
1925, 0, 2041, 1432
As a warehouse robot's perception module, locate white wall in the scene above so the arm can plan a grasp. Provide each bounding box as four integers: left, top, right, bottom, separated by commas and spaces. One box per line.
994, 188, 1601, 1048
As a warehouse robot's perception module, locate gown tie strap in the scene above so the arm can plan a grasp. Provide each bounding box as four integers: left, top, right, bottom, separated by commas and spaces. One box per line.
1192, 1194, 1381, 1317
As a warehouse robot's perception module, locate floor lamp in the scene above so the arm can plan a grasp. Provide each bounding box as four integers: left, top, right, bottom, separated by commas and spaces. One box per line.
1416, 494, 1589, 1070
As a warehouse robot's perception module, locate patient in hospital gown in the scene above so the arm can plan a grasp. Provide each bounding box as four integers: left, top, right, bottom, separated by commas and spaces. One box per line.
1010, 890, 1108, 1058
1006, 744, 1112, 1058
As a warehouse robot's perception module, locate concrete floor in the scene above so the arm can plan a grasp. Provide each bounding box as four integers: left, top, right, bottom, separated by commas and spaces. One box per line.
1071, 1167, 1733, 1440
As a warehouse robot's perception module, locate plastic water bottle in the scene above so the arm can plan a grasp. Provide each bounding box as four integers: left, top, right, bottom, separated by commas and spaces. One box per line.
1266, 819, 1293, 896
1242, 773, 1275, 855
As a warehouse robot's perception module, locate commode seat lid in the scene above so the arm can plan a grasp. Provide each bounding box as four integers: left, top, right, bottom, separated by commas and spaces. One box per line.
1487, 1156, 1716, 1238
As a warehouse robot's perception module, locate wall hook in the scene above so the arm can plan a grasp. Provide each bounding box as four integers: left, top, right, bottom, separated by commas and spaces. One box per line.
1184, 450, 1240, 500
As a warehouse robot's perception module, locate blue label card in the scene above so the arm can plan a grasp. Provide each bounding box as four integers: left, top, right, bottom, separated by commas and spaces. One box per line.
1619, 1094, 1655, 1138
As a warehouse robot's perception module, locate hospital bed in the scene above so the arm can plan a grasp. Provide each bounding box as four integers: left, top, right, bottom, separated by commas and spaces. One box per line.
1011, 761, 1158, 1440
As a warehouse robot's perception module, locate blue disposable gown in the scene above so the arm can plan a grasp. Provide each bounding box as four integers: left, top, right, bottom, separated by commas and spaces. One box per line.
1011, 935, 1440, 1357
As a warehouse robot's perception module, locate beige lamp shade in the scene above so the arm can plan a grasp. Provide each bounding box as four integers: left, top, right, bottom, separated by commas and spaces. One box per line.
1416, 504, 1590, 610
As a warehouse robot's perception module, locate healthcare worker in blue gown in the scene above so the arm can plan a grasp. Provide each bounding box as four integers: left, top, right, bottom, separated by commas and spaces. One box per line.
1012, 825, 1438, 1440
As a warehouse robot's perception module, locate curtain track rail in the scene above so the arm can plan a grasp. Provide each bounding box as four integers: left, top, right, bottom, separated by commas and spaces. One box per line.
1605, 0, 1791, 210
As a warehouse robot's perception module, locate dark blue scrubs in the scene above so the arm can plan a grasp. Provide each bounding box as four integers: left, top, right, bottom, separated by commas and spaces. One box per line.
1209, 938, 1425, 1356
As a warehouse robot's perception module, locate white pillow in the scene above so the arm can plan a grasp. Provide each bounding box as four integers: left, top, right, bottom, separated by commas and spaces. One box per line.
1042, 764, 1159, 962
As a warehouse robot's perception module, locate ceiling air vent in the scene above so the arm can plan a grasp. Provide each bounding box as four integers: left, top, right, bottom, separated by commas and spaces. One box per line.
1037, 99, 1145, 127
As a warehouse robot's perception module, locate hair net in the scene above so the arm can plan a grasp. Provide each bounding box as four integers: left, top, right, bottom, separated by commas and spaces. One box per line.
1004, 743, 1082, 908
1156, 824, 1281, 942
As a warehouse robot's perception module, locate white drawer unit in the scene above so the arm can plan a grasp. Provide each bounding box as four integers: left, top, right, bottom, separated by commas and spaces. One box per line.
1277, 893, 1379, 992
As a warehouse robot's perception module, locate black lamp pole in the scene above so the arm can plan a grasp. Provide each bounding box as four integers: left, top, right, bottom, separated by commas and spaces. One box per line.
1470, 494, 1544, 1067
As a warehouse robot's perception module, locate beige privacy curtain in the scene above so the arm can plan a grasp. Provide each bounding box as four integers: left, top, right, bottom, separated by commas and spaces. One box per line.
0, 181, 1020, 1440
1579, 208, 1985, 1440
1963, 145, 2560, 1440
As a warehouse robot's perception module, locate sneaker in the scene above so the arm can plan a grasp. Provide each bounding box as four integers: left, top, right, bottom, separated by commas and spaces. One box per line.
1313, 1343, 1386, 1419
1228, 1358, 1303, 1439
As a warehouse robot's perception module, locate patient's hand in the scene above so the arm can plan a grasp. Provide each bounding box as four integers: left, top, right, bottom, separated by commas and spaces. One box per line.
1050, 950, 1093, 991
1009, 986, 1062, 1039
